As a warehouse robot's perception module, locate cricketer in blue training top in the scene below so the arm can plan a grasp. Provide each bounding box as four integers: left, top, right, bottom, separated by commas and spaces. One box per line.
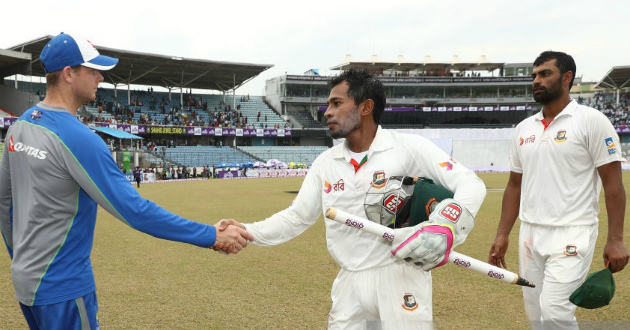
0, 32, 253, 330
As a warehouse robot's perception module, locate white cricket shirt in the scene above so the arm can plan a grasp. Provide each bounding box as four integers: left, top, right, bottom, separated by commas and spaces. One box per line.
245, 126, 486, 271
509, 100, 622, 226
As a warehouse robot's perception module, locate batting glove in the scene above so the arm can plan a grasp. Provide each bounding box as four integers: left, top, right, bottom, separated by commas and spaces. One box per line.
391, 199, 474, 271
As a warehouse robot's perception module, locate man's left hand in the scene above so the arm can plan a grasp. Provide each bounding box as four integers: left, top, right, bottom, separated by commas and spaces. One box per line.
604, 239, 629, 273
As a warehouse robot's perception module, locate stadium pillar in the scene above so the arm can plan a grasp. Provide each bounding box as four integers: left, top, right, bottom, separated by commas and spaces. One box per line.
233, 73, 236, 109
180, 69, 184, 109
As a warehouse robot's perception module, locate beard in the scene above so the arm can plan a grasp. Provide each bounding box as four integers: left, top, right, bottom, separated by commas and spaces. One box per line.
329, 107, 361, 139
533, 76, 563, 104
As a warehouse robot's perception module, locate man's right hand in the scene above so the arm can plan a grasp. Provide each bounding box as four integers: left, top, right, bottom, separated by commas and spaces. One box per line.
213, 219, 253, 254
488, 235, 509, 269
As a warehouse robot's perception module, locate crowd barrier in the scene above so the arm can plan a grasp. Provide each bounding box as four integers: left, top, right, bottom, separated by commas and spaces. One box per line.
124, 172, 156, 183
218, 168, 309, 179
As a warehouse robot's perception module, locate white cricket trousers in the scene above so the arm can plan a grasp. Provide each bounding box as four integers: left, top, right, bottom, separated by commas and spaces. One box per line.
328, 261, 433, 330
519, 222, 598, 330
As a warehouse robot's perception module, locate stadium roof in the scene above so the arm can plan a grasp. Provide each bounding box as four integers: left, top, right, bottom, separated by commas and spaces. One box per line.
329, 54, 504, 73
0, 49, 32, 78
90, 126, 142, 139
595, 65, 630, 90
5, 35, 273, 92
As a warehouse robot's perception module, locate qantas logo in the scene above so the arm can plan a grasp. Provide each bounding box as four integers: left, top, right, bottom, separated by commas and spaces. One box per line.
8, 136, 48, 160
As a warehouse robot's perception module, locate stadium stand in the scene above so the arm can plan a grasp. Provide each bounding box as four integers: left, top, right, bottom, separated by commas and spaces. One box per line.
577, 91, 630, 127
152, 146, 258, 168
238, 146, 328, 164
4, 43, 630, 174
3, 79, 289, 129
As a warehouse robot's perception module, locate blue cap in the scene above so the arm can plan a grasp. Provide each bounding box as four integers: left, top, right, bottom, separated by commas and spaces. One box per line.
40, 33, 118, 73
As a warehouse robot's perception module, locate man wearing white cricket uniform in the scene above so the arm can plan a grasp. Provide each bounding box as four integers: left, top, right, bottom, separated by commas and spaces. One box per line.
489, 51, 629, 330
219, 69, 486, 329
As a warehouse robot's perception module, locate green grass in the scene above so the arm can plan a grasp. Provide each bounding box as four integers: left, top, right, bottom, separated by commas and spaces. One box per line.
0, 174, 628, 329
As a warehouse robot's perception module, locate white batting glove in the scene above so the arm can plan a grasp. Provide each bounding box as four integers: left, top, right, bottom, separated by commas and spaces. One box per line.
392, 223, 454, 271
391, 199, 474, 271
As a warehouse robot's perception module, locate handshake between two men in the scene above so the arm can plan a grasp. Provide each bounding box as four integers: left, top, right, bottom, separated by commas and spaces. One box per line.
212, 220, 253, 254
211, 198, 474, 268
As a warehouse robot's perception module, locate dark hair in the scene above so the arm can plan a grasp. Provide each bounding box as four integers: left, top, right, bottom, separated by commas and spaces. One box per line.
533, 51, 576, 89
328, 68, 386, 123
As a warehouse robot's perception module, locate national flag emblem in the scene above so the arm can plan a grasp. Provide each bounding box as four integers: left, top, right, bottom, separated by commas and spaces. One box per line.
30, 110, 42, 121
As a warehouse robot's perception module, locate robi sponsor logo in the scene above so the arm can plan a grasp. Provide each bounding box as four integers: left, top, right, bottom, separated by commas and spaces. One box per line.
519, 135, 536, 146
8, 136, 48, 160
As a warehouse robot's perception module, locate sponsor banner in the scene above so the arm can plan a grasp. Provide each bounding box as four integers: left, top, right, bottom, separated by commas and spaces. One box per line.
124, 172, 156, 184
217, 170, 240, 179
384, 107, 415, 112
219, 168, 309, 179
616, 126, 630, 134
93, 124, 292, 137
1, 117, 18, 128
319, 105, 531, 112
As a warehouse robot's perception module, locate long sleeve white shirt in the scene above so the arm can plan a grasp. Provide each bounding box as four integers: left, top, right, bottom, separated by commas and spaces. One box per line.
245, 127, 486, 271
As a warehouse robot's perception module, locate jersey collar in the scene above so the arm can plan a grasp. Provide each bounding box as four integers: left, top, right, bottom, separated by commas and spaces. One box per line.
37, 102, 74, 115
332, 125, 394, 160
535, 99, 578, 122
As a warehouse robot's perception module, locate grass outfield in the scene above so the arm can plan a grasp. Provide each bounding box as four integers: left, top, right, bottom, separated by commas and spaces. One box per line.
0, 173, 628, 329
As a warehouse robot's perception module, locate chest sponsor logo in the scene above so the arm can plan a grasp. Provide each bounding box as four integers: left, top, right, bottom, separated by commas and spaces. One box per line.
605, 137, 617, 155
324, 179, 345, 194
8, 136, 48, 160
554, 130, 567, 143
439, 158, 457, 171
519, 135, 536, 146
371, 171, 386, 189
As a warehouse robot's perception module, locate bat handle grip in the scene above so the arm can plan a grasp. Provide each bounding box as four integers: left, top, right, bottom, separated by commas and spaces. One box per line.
325, 207, 337, 220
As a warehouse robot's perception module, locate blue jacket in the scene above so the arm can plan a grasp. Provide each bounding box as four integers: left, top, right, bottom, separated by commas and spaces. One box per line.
0, 103, 216, 306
